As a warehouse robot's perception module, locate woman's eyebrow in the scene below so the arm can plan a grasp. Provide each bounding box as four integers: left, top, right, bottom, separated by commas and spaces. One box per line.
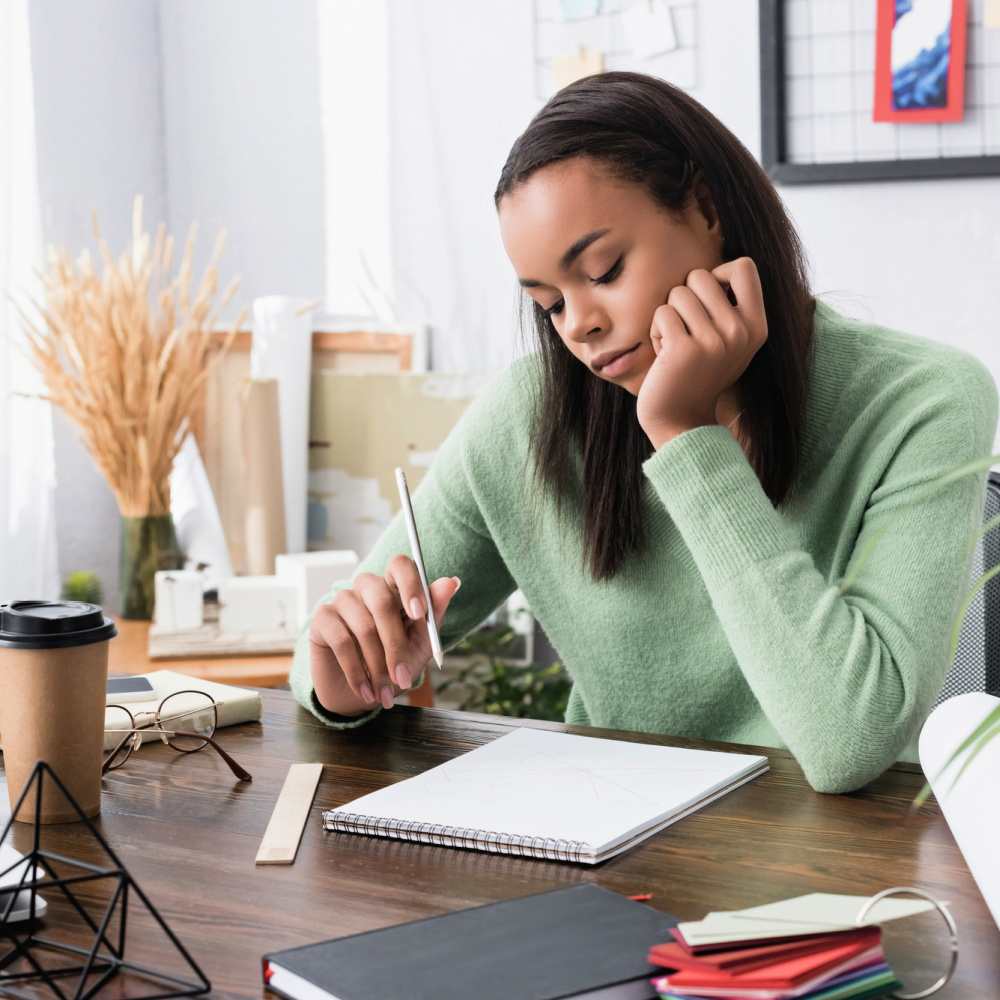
517, 228, 612, 288
559, 228, 611, 270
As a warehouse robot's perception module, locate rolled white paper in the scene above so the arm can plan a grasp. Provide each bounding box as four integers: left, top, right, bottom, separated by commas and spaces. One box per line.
919, 692, 1000, 931
251, 296, 315, 555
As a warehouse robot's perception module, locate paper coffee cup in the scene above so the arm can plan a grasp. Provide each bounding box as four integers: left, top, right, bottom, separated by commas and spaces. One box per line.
0, 601, 117, 824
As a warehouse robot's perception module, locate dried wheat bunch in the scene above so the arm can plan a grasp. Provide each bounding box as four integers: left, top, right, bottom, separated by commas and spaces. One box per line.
18, 196, 247, 518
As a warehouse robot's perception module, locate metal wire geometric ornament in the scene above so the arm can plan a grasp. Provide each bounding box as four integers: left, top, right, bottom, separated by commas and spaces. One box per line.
0, 761, 210, 1000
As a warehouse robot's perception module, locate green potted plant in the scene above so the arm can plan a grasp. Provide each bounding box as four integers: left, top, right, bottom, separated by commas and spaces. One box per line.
437, 624, 572, 722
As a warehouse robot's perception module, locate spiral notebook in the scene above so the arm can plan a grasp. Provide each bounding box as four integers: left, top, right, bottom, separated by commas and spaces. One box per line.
323, 727, 768, 864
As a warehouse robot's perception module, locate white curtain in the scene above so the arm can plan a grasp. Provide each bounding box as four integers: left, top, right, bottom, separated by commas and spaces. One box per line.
0, 0, 59, 602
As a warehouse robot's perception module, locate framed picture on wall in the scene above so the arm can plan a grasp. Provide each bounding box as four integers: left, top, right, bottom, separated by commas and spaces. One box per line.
873, 0, 968, 123
760, 0, 1000, 183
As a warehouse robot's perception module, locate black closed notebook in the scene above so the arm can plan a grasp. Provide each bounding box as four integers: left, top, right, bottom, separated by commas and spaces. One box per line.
262, 883, 679, 1000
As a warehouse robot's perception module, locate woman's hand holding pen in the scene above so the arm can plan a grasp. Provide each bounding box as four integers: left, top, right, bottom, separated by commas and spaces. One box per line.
309, 556, 461, 717
636, 257, 768, 450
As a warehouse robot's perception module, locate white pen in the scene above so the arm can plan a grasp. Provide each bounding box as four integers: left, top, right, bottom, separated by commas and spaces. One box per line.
394, 468, 444, 669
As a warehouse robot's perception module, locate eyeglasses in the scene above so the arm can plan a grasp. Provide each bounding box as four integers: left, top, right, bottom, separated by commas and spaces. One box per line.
104, 689, 252, 782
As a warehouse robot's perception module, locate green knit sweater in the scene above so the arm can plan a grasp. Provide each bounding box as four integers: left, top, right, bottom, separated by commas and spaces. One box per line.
290, 302, 998, 793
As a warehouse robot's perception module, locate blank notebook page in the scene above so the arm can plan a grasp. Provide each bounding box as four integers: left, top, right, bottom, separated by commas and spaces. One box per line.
324, 727, 767, 860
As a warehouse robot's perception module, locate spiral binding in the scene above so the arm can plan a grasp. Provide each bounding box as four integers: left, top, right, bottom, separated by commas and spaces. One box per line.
323, 811, 591, 862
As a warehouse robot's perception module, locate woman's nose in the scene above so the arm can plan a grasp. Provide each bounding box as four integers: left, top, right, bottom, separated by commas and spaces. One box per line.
561, 296, 603, 343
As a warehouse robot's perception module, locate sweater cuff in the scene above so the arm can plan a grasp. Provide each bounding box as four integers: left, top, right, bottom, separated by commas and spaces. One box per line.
309, 690, 382, 729
642, 426, 790, 577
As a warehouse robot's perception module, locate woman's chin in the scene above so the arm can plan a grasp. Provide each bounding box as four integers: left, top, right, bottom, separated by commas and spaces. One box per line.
592, 370, 645, 396
619, 364, 653, 397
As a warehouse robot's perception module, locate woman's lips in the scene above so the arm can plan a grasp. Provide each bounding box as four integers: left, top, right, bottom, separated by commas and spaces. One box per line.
594, 344, 639, 378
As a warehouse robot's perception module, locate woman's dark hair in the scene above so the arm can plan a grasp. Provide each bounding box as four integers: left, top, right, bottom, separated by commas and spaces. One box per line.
494, 71, 814, 581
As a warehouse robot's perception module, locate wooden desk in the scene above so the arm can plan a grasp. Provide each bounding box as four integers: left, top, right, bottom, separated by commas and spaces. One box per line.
1, 693, 998, 998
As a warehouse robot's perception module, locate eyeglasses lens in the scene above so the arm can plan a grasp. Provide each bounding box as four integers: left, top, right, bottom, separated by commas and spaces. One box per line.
160, 691, 217, 751
104, 705, 135, 769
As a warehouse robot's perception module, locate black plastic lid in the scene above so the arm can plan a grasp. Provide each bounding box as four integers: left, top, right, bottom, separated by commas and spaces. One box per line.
0, 601, 118, 649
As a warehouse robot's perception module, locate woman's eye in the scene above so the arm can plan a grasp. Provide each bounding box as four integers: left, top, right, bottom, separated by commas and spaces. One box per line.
541, 300, 564, 320
592, 255, 624, 286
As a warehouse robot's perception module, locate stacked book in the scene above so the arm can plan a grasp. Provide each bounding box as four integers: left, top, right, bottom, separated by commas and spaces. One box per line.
646, 892, 940, 1000
649, 927, 898, 999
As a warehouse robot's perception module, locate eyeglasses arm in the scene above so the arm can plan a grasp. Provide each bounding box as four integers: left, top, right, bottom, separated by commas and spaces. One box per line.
103, 726, 252, 782
165, 730, 253, 782
102, 732, 134, 775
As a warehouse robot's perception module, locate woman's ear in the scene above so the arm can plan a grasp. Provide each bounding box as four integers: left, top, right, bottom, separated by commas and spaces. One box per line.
688, 172, 725, 256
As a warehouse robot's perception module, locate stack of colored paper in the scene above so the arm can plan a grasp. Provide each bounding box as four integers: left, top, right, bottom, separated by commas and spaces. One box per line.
647, 893, 941, 1000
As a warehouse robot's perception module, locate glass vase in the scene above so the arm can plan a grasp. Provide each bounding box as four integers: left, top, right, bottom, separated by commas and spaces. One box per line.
118, 515, 183, 620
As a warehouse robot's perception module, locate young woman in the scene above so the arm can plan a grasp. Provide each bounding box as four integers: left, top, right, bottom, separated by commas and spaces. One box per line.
292, 73, 997, 794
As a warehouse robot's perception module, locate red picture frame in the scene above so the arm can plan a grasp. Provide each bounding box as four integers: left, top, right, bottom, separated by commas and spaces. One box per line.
873, 0, 967, 123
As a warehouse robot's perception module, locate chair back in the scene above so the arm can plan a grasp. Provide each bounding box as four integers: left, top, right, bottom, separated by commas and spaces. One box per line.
934, 471, 1000, 707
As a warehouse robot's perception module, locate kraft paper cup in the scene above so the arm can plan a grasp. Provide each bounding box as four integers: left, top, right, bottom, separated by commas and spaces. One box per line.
0, 601, 117, 824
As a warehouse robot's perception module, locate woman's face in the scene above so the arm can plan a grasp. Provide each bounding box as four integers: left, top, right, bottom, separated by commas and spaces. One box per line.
498, 157, 724, 396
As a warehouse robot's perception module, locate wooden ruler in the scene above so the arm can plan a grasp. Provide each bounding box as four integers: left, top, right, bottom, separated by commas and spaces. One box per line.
255, 762, 324, 865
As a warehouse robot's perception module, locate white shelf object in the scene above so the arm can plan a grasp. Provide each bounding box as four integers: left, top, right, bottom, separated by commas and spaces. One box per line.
275, 550, 359, 628
153, 571, 204, 631
218, 576, 299, 635
147, 599, 297, 659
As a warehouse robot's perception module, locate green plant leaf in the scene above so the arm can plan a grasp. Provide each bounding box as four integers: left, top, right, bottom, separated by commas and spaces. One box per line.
914, 705, 1000, 808
948, 720, 1000, 789
964, 509, 1000, 558
948, 562, 1000, 664
941, 703, 1000, 763
912, 781, 933, 809
61, 569, 104, 605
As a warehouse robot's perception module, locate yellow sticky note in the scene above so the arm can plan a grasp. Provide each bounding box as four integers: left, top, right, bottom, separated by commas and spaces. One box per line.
987, 0, 1000, 29
553, 48, 604, 91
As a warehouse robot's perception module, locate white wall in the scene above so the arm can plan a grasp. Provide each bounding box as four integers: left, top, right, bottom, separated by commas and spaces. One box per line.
159, 0, 325, 314
29, 0, 326, 610
29, 0, 170, 611
387, 1, 539, 372
318, 0, 393, 317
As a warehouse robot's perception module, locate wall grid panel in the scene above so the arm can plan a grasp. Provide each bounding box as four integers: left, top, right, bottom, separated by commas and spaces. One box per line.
761, 0, 1000, 182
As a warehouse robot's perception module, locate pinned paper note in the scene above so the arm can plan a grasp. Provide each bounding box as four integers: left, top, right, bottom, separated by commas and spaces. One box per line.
987, 0, 1000, 29
622, 0, 678, 60
559, 0, 601, 20
554, 47, 604, 90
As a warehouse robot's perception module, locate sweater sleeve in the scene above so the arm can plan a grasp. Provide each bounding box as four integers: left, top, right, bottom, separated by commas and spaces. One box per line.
289, 370, 523, 728
643, 361, 998, 794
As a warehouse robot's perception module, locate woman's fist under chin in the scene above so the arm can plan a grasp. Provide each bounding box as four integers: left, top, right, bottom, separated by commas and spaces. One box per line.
636, 258, 767, 450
